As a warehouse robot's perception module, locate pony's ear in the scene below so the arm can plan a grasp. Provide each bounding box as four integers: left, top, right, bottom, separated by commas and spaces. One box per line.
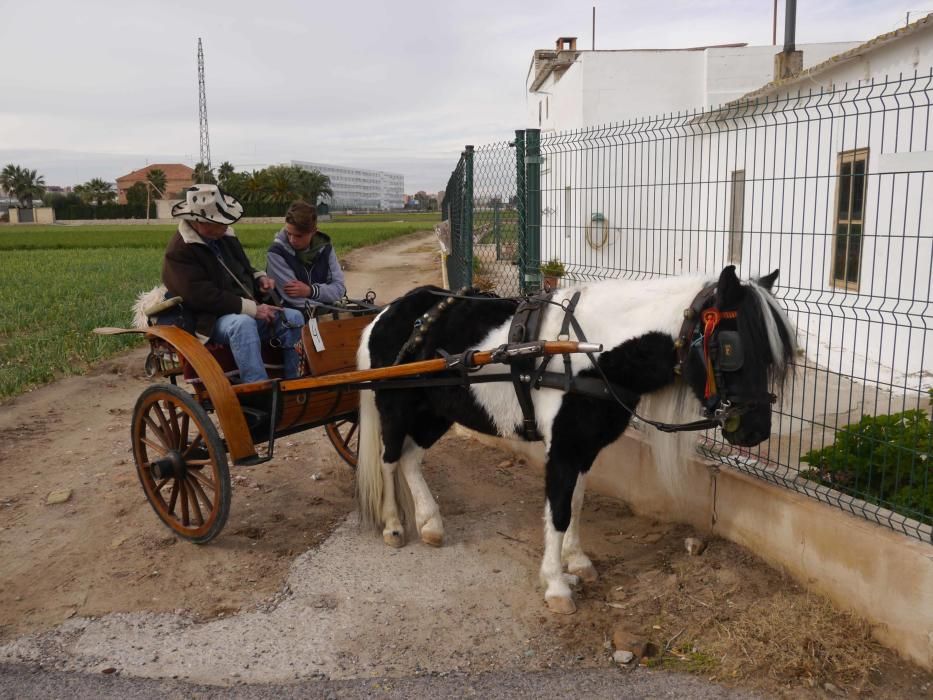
716, 265, 742, 306
757, 269, 779, 292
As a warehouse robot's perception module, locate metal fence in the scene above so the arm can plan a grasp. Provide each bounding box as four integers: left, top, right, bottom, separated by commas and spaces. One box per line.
445, 72, 933, 542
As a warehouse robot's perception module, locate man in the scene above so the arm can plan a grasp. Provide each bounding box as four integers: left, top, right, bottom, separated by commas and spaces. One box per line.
162, 184, 304, 383
266, 200, 346, 311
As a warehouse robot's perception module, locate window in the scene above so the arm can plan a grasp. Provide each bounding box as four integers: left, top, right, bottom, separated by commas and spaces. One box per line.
728, 170, 745, 263
832, 149, 868, 289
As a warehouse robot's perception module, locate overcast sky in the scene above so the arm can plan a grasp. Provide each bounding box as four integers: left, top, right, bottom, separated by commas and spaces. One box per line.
0, 1, 917, 193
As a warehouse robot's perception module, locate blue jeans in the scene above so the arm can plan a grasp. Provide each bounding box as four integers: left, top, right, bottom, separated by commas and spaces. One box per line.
209, 309, 304, 383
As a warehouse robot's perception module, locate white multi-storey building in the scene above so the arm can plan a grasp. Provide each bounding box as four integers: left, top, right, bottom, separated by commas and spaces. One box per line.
291, 160, 404, 211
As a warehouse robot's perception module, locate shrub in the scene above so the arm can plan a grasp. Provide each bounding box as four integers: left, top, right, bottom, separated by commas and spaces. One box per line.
540, 257, 565, 277
800, 407, 933, 525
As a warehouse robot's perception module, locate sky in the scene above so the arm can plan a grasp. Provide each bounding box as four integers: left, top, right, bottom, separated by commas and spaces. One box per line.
0, 0, 919, 193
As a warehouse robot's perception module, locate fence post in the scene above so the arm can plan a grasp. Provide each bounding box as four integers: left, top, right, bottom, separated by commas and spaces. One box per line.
514, 130, 526, 293
463, 145, 474, 288
524, 128, 542, 292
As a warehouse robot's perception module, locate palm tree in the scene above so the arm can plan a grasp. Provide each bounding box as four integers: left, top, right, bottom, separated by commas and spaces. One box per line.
192, 162, 216, 184
75, 178, 116, 206
265, 167, 298, 204
292, 166, 333, 205
241, 170, 269, 203
217, 161, 235, 187
0, 164, 21, 197
11, 168, 46, 208
145, 169, 167, 199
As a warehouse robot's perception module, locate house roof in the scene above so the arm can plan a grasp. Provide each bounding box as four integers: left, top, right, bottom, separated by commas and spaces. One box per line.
736, 12, 933, 102
116, 163, 194, 184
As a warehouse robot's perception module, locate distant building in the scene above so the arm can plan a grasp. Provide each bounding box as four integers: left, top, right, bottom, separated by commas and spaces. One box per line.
291, 160, 404, 211
115, 163, 195, 203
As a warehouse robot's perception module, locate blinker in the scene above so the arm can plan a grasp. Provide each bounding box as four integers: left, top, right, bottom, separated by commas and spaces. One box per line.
717, 330, 743, 372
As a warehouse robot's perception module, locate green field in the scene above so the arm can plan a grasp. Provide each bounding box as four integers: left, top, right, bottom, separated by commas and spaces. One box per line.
0, 219, 434, 400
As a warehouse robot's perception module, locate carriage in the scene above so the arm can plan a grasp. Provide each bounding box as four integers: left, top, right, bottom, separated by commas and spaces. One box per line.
97, 295, 599, 545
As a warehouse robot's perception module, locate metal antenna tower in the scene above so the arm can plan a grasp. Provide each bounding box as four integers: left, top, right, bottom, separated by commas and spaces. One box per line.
197, 38, 211, 169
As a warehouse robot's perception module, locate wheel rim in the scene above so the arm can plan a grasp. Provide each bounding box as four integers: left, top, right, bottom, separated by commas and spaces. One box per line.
133, 389, 226, 539
325, 413, 359, 468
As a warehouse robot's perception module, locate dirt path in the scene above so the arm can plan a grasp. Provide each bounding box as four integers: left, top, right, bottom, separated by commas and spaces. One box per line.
0, 231, 928, 697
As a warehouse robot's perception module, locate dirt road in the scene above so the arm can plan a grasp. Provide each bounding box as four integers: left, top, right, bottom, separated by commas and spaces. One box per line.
0, 231, 927, 697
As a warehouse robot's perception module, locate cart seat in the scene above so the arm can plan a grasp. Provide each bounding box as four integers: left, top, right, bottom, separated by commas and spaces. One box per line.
182, 343, 284, 385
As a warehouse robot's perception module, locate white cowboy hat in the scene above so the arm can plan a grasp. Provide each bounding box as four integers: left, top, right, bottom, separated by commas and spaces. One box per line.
171, 184, 244, 224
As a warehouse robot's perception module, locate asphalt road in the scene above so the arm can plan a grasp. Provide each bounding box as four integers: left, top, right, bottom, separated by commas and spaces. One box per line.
1, 663, 765, 699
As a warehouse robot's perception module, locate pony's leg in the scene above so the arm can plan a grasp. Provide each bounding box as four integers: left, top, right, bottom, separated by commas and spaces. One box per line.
561, 473, 598, 583
398, 439, 444, 547
541, 501, 576, 614
380, 459, 405, 548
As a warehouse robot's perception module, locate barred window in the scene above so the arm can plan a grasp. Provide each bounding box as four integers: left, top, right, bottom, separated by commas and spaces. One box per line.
832, 149, 868, 290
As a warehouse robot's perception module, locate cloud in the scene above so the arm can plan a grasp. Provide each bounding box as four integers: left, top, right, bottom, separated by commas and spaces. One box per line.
0, 0, 916, 192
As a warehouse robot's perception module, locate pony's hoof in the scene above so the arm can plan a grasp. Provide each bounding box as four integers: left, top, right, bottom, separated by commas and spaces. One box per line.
546, 595, 577, 615
569, 564, 598, 583
421, 528, 444, 547
383, 529, 405, 548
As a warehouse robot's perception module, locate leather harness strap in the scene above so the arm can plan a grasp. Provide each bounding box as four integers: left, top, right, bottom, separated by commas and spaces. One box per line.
508, 292, 553, 440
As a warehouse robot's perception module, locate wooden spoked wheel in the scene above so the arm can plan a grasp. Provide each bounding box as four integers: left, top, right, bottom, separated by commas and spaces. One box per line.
325, 412, 360, 469
131, 384, 231, 544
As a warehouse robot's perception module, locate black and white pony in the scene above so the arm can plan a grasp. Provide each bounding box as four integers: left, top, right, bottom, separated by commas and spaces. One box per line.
355, 266, 796, 614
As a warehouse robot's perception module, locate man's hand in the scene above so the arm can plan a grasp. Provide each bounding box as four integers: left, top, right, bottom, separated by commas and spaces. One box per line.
255, 304, 280, 323
284, 280, 312, 298
258, 275, 276, 293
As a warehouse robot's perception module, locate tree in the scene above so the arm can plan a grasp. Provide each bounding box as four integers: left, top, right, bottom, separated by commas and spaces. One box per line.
414, 190, 438, 211
74, 178, 116, 206
126, 181, 150, 207
3, 167, 46, 208
0, 164, 20, 196
241, 170, 269, 203
217, 161, 235, 188
292, 166, 333, 205
145, 169, 167, 199
192, 161, 216, 184
264, 165, 299, 204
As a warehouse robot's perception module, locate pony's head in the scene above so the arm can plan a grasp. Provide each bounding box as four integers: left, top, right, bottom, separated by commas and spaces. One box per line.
679, 266, 796, 447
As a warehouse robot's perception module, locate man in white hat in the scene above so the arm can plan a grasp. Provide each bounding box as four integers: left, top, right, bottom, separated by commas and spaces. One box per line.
162, 184, 304, 382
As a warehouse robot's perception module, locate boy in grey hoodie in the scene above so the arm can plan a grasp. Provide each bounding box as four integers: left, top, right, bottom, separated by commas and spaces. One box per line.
266, 201, 346, 311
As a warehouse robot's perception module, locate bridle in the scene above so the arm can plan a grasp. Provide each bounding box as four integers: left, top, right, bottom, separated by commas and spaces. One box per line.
671, 284, 777, 433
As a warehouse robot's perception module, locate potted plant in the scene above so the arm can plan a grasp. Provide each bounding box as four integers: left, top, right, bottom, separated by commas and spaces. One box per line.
540, 257, 566, 291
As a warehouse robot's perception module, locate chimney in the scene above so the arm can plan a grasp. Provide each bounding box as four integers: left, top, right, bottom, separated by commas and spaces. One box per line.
774, 0, 803, 80
556, 36, 577, 51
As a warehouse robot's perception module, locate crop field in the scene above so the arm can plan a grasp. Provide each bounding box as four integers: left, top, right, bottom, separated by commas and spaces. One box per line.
0, 220, 432, 399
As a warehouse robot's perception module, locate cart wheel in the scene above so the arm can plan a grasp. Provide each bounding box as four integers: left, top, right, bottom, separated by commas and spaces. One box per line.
131, 384, 231, 543
325, 412, 360, 469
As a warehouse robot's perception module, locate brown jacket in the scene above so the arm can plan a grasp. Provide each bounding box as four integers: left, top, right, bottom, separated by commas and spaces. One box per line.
161, 220, 263, 340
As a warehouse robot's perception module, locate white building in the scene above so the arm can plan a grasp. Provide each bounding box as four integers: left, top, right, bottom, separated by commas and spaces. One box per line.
291, 160, 404, 211
528, 18, 933, 385
527, 36, 860, 130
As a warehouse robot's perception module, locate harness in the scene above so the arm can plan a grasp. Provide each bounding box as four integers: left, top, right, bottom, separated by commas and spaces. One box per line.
391, 283, 774, 440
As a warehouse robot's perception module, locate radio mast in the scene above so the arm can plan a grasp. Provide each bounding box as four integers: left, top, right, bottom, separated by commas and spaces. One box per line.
197, 38, 211, 170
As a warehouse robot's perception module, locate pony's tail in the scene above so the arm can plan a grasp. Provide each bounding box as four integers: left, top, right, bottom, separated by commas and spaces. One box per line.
356, 334, 385, 531
355, 386, 385, 531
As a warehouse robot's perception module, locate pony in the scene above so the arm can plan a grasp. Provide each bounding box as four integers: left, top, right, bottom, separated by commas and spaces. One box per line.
355, 265, 796, 614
